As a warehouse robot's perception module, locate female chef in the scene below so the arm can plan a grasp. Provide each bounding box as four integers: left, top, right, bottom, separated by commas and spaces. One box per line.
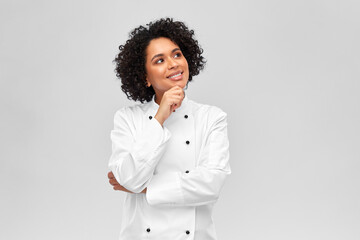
107, 17, 231, 240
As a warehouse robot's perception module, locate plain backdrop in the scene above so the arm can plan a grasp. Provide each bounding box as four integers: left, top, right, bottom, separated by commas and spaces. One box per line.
1, 0, 359, 239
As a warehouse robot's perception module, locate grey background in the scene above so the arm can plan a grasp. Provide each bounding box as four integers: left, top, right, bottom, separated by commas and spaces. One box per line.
1, 0, 359, 239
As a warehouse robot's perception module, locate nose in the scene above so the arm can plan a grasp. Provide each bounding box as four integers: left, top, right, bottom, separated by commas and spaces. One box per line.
167, 57, 178, 69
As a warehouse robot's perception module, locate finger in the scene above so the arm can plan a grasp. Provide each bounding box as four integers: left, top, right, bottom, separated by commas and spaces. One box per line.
169, 95, 183, 103
170, 85, 182, 91
113, 185, 133, 193
108, 171, 114, 179
109, 178, 119, 185
113, 185, 125, 191
164, 88, 184, 102
168, 86, 184, 95
171, 95, 183, 108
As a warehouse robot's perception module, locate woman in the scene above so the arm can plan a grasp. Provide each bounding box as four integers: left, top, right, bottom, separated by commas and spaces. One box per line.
108, 17, 231, 240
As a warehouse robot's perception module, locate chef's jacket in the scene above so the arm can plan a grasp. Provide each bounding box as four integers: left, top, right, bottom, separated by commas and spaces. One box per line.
108, 93, 231, 240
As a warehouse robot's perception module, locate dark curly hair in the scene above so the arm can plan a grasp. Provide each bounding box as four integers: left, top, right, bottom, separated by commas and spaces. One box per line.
113, 17, 206, 103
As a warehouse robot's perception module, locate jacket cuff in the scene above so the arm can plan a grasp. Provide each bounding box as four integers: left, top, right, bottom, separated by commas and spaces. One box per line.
146, 172, 184, 206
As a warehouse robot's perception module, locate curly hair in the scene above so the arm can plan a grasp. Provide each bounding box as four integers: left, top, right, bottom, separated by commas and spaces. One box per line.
113, 17, 206, 103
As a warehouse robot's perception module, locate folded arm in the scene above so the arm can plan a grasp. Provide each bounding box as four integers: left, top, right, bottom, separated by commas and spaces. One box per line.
146, 109, 231, 206
108, 108, 171, 193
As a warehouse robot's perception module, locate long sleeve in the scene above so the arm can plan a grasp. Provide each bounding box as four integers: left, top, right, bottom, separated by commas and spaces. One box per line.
146, 108, 231, 206
108, 108, 171, 193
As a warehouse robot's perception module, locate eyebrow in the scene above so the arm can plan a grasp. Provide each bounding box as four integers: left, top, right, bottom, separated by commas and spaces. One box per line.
151, 48, 181, 62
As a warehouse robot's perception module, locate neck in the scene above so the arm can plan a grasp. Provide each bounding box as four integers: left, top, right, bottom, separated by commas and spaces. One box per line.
154, 93, 163, 105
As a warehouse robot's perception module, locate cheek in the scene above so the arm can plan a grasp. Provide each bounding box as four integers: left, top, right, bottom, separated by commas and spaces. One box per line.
183, 58, 189, 70
147, 66, 166, 80
154, 67, 166, 77
184, 61, 189, 75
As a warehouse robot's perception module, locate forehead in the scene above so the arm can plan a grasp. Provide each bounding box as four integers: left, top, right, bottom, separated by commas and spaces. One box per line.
146, 37, 180, 56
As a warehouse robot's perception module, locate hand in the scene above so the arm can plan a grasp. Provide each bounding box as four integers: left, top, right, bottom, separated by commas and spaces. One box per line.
108, 171, 147, 193
155, 86, 185, 126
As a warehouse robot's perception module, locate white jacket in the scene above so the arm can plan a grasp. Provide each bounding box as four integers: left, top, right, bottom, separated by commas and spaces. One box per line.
108, 93, 231, 240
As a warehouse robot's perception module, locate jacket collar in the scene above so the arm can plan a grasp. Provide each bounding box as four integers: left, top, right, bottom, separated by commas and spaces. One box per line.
149, 92, 190, 113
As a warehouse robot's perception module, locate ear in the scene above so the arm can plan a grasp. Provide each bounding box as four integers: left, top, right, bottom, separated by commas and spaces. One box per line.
145, 76, 151, 87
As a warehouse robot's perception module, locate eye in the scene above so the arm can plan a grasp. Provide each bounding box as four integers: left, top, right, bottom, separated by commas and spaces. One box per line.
155, 58, 164, 64
174, 52, 182, 58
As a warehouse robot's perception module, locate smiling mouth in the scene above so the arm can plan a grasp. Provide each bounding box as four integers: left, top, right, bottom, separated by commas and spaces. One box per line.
167, 71, 183, 79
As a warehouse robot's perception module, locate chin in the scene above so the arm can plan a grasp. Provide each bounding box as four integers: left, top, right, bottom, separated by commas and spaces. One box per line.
175, 82, 187, 89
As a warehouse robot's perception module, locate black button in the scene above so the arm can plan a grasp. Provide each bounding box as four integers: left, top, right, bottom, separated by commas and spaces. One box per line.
186, 140, 190, 145
185, 170, 189, 173
146, 228, 151, 232
184, 115, 188, 119
149, 116, 152, 120
186, 230, 190, 234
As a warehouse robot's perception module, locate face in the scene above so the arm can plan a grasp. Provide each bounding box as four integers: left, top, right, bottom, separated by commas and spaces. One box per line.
145, 37, 189, 94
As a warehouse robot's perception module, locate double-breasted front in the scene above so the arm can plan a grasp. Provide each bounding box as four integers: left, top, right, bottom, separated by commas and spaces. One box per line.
108, 93, 231, 240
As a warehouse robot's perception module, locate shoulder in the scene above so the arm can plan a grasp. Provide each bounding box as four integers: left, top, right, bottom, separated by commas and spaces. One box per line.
113, 101, 151, 123
189, 99, 227, 126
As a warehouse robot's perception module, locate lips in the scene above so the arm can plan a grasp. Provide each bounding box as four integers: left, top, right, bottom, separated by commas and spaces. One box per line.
167, 70, 183, 78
